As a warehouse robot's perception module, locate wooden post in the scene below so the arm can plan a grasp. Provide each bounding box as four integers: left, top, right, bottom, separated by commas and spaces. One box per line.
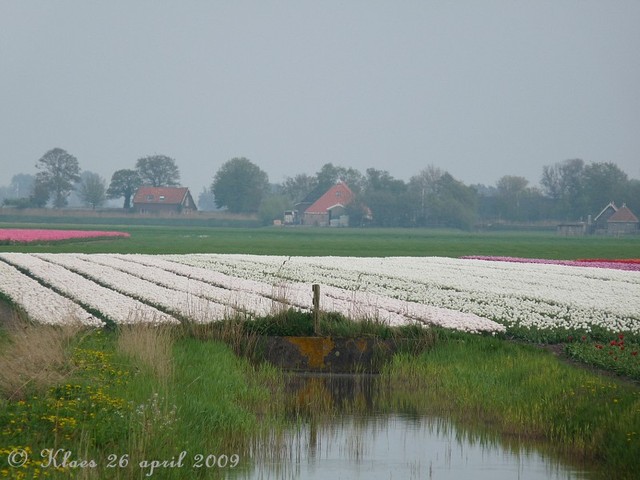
312, 284, 320, 336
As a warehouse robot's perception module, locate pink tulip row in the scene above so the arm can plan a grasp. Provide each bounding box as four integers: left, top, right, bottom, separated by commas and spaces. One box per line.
460, 256, 640, 272
0, 229, 130, 243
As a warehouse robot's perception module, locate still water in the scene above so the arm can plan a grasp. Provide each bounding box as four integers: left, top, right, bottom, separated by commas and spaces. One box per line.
233, 374, 593, 480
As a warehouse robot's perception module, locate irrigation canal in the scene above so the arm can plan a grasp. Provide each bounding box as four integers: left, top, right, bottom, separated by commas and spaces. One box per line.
231, 373, 593, 480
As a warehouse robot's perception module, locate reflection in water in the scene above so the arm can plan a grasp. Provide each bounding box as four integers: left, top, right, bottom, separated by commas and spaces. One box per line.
233, 374, 592, 480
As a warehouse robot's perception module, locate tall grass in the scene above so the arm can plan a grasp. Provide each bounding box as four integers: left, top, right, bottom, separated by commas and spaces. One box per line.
0, 320, 288, 479
0, 315, 81, 400
382, 331, 640, 479
117, 323, 175, 382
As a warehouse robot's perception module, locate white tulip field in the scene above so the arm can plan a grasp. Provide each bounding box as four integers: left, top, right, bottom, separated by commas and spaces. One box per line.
0, 253, 638, 337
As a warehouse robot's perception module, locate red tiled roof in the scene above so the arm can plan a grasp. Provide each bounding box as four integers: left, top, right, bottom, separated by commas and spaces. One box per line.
133, 187, 190, 205
608, 205, 639, 223
304, 182, 354, 214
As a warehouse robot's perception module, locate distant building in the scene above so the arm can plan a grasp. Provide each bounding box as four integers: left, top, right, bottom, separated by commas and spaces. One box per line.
132, 187, 197, 215
592, 202, 618, 234
589, 202, 639, 236
301, 181, 354, 227
606, 204, 639, 235
556, 223, 586, 236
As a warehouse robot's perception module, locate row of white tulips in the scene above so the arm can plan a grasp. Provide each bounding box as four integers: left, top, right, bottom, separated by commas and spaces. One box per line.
4, 253, 636, 334
167, 254, 640, 334
95, 254, 499, 333
29, 253, 231, 323
0, 260, 103, 327
0, 253, 177, 325
0, 253, 506, 333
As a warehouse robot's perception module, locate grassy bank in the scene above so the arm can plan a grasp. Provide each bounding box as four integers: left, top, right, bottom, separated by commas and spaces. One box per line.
2, 317, 639, 478
382, 331, 640, 479
0, 321, 286, 479
1, 224, 639, 258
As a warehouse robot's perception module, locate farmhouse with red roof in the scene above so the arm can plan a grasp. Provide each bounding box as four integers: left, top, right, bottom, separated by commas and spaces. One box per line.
132, 187, 197, 215
299, 181, 355, 227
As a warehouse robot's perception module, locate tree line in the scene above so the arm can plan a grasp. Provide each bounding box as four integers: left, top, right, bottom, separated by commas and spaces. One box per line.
1, 148, 639, 229
1, 149, 181, 210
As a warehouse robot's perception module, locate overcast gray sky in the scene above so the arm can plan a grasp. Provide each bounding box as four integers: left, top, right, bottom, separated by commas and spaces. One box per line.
1, 1, 639, 197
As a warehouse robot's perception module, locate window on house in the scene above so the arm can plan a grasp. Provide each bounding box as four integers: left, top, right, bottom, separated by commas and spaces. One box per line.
146, 194, 154, 201
159, 195, 165, 201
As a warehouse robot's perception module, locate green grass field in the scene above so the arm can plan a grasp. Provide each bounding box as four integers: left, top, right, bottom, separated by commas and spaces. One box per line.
1, 223, 639, 258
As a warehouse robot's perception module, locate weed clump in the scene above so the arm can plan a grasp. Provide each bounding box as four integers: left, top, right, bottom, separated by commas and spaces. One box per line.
0, 314, 81, 400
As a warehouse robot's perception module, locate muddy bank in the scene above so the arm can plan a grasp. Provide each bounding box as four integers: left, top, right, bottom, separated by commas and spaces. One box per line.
257, 336, 412, 373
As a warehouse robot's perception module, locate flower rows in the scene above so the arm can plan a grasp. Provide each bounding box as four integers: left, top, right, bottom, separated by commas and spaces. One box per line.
0, 254, 177, 325
0, 260, 103, 326
461, 255, 640, 272
33, 254, 501, 332
3, 253, 636, 336
89, 254, 498, 332
35, 253, 262, 322
168, 254, 640, 335
0, 229, 130, 243
0, 253, 505, 333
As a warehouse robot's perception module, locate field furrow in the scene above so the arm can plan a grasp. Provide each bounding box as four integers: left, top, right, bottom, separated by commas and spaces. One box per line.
1, 252, 637, 336
32, 254, 229, 323
0, 253, 178, 325
0, 259, 103, 326
169, 254, 640, 334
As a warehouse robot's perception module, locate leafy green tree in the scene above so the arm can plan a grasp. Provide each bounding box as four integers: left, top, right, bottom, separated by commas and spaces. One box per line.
343, 198, 372, 227
433, 173, 477, 229
211, 157, 269, 213
258, 194, 290, 225
315, 163, 364, 194
408, 166, 444, 224
541, 159, 586, 219
30, 174, 51, 208
281, 174, 318, 203
364, 168, 405, 194
107, 169, 142, 209
495, 176, 550, 222
582, 162, 628, 215
411, 172, 476, 229
362, 189, 411, 227
136, 155, 180, 187
35, 148, 81, 208
361, 168, 410, 227
495, 175, 529, 221
78, 172, 107, 209
541, 159, 632, 219
315, 163, 344, 193
625, 179, 640, 213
